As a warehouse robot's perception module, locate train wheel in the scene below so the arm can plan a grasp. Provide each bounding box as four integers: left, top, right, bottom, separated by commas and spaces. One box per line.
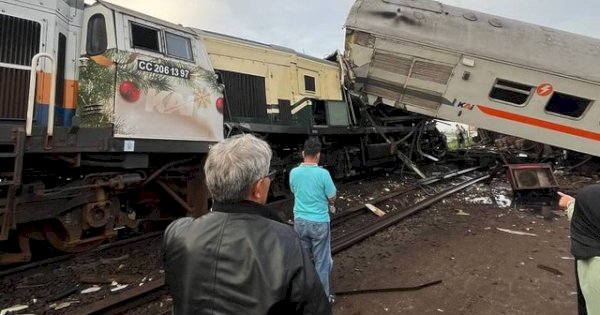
43, 222, 106, 253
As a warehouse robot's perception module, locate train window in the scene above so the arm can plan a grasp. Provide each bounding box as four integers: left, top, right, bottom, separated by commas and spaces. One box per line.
86, 14, 107, 56
304, 75, 316, 93
489, 79, 533, 106
165, 32, 193, 61
545, 92, 591, 118
131, 23, 160, 52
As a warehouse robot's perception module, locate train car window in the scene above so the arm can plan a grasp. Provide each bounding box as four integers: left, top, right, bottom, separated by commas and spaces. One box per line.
304, 75, 316, 93
131, 23, 160, 52
489, 79, 533, 106
545, 92, 591, 118
165, 32, 193, 61
86, 14, 107, 55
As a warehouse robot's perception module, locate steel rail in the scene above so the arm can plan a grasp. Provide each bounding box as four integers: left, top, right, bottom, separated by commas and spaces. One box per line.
332, 166, 481, 226
332, 173, 491, 254
67, 276, 166, 315
0, 231, 164, 277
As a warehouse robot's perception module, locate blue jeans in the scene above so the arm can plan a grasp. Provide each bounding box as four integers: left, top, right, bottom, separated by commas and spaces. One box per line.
294, 218, 333, 297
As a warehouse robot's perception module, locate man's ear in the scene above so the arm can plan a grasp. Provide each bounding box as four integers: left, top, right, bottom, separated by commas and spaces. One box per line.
248, 180, 261, 200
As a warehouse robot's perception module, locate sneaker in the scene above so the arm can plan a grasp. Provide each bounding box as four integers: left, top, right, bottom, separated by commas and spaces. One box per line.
329, 294, 335, 305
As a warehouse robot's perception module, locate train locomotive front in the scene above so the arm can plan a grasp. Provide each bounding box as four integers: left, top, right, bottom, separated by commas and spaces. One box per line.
0, 0, 223, 264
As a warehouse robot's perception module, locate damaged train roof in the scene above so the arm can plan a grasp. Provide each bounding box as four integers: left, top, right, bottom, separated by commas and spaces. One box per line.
346, 0, 600, 84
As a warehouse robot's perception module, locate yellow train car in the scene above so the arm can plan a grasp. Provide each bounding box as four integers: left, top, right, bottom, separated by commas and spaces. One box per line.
198, 29, 346, 129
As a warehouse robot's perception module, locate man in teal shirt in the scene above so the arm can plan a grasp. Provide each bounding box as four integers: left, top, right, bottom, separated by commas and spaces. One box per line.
290, 137, 337, 303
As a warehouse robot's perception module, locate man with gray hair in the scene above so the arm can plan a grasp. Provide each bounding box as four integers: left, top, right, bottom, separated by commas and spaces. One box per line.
163, 134, 331, 315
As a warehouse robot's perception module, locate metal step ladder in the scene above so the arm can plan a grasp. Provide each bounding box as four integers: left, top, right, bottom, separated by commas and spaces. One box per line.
0, 128, 25, 241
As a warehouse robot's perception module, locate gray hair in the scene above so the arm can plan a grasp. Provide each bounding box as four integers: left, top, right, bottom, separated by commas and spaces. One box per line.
204, 134, 272, 202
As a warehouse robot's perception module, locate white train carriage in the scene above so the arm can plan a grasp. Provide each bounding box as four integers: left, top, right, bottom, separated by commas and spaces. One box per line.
344, 0, 600, 156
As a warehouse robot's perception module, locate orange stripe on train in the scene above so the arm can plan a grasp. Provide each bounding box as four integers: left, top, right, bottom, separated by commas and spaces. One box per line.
477, 105, 600, 142
35, 71, 78, 109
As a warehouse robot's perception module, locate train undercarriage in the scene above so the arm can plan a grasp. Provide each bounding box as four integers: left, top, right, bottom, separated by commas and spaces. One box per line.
0, 126, 210, 265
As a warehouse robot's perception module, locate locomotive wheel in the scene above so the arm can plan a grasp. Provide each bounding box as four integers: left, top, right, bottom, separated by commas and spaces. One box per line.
43, 223, 105, 253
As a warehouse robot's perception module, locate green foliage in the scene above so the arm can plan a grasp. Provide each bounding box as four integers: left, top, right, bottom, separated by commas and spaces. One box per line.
77, 59, 115, 128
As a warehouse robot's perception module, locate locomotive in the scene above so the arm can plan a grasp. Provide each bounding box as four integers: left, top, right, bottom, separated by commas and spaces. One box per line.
0, 0, 444, 263
0, 0, 223, 264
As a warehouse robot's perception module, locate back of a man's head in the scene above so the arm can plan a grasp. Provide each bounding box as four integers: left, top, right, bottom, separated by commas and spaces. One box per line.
204, 134, 272, 202
303, 137, 322, 157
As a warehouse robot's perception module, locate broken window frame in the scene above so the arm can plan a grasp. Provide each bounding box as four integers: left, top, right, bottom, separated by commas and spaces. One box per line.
488, 79, 533, 107
544, 91, 592, 120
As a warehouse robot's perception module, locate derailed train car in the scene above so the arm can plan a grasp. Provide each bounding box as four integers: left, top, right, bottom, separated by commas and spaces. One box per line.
199, 30, 447, 194
344, 0, 600, 159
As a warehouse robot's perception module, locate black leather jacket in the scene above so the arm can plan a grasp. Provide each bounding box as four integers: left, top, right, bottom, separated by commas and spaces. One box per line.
163, 200, 331, 315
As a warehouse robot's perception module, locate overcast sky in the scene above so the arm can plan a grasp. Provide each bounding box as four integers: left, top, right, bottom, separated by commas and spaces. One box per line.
97, 0, 600, 58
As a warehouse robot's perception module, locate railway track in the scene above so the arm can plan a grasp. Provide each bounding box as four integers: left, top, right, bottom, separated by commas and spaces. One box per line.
0, 231, 165, 278
331, 166, 482, 227
57, 167, 494, 314
331, 172, 492, 254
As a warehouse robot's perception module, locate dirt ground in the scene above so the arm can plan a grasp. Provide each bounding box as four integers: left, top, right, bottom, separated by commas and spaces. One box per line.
331, 173, 594, 315
4, 169, 591, 314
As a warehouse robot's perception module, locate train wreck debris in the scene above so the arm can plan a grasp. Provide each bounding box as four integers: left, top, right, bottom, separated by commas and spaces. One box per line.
334, 279, 443, 296
332, 172, 492, 254
505, 163, 560, 211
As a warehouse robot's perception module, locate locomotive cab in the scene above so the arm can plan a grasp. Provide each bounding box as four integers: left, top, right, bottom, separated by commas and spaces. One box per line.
79, 0, 223, 142
0, 0, 223, 264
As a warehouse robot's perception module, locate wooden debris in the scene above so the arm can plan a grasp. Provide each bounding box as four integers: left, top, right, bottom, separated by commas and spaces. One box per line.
0, 305, 28, 315
365, 204, 386, 217
80, 274, 141, 284
537, 264, 564, 276
99, 254, 130, 264
496, 228, 537, 237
